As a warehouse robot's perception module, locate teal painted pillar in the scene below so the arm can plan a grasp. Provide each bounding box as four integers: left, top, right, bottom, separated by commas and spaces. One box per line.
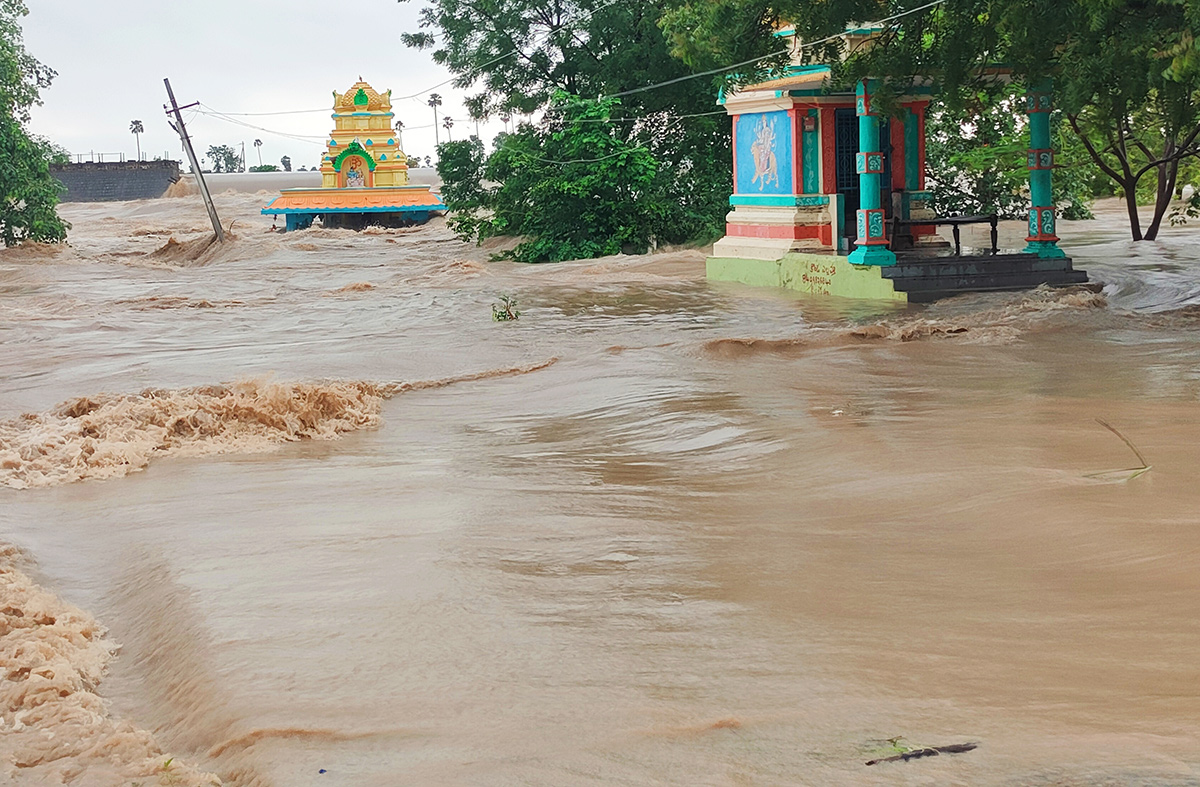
848, 80, 896, 266
1023, 81, 1066, 258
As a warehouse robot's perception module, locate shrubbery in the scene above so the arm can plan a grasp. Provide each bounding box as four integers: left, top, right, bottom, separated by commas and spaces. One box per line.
437, 93, 727, 263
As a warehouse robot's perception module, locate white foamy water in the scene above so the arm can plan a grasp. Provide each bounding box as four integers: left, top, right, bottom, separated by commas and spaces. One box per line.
2, 193, 1200, 785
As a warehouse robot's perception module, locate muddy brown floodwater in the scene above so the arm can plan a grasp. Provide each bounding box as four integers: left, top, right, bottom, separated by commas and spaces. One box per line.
1, 190, 1199, 786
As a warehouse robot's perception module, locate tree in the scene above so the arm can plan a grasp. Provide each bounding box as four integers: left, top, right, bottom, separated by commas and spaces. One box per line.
394, 119, 405, 150
440, 92, 673, 262
1059, 2, 1200, 239
280, 155, 292, 171
926, 83, 1094, 221
400, 0, 733, 257
428, 93, 442, 145
205, 144, 242, 173
130, 119, 143, 161
465, 95, 486, 139
0, 0, 67, 245
442, 115, 454, 141
253, 138, 263, 167
659, 0, 1200, 242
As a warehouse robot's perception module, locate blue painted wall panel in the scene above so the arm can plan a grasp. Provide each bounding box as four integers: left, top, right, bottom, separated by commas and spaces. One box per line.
735, 111, 794, 195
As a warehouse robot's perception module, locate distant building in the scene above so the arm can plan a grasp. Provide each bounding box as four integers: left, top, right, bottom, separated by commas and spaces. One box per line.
262, 81, 445, 231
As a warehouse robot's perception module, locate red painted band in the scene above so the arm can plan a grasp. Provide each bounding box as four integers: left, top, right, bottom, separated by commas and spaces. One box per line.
726, 223, 829, 240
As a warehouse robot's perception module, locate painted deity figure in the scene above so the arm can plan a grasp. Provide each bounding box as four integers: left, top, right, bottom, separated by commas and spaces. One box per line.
346, 162, 366, 188
750, 115, 779, 190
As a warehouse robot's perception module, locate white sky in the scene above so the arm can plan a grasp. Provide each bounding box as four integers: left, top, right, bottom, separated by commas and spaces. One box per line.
23, 0, 503, 168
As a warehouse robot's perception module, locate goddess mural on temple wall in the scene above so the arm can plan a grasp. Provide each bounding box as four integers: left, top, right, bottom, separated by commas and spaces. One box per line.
750, 114, 779, 191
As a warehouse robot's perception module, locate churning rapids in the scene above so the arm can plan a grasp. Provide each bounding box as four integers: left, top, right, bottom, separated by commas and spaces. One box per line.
1, 188, 1199, 786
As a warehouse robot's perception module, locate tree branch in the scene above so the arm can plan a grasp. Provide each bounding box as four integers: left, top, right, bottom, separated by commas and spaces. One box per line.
1068, 113, 1127, 185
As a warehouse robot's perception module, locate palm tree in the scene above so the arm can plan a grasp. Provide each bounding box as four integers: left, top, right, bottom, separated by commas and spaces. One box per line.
442, 116, 454, 142
428, 93, 443, 145
253, 139, 263, 167
500, 114, 511, 133
394, 120, 405, 151
129, 120, 144, 160
464, 97, 486, 140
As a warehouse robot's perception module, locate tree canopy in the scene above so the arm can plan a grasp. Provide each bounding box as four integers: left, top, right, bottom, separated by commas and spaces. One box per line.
401, 0, 731, 260
205, 144, 243, 173
437, 93, 664, 262
0, 0, 67, 245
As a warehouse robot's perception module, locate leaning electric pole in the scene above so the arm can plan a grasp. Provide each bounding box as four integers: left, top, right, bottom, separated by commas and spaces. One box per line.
163, 78, 224, 243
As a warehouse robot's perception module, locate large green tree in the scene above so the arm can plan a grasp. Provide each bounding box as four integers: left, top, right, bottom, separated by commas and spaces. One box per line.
0, 0, 67, 245
660, 0, 1200, 241
400, 0, 731, 260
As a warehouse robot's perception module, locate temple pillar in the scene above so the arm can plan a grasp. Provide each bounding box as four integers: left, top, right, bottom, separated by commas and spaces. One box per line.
1023, 81, 1066, 258
848, 80, 896, 266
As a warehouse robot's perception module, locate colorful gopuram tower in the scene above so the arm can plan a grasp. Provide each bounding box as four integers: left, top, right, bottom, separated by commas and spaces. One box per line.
262, 80, 445, 231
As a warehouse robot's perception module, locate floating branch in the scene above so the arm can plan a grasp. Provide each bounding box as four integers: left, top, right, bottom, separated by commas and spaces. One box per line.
866, 742, 978, 766
1085, 419, 1152, 482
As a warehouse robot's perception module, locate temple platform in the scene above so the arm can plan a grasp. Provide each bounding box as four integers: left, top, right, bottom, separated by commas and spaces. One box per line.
262, 186, 446, 231
707, 251, 1087, 303
883, 252, 1086, 302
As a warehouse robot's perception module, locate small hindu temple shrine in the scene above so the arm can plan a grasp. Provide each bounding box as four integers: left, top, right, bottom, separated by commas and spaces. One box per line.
262, 80, 446, 231
707, 28, 1087, 302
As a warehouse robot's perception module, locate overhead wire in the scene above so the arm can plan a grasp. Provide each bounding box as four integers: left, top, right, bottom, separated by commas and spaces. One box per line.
596, 0, 948, 101
196, 0, 632, 120
391, 0, 631, 102
195, 104, 330, 144
194, 0, 947, 163
498, 0, 948, 164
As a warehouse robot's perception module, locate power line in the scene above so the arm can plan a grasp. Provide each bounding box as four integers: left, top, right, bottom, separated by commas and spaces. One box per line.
491, 116, 691, 165
539, 107, 728, 124
202, 107, 329, 117
597, 0, 948, 101
193, 0, 946, 166
391, 0, 631, 102
485, 0, 948, 166
199, 0, 633, 121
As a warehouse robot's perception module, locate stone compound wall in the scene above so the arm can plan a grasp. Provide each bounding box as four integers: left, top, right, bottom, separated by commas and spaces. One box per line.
51, 160, 182, 203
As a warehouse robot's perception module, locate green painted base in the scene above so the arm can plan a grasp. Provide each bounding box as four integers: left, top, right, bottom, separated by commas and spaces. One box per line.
847, 245, 897, 266
707, 253, 907, 302
1023, 240, 1067, 259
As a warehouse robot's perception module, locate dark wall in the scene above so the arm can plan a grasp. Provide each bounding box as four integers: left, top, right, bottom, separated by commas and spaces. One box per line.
51, 160, 182, 203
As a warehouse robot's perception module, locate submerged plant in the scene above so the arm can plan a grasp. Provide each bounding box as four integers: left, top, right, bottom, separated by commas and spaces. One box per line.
159, 758, 178, 786
492, 294, 520, 322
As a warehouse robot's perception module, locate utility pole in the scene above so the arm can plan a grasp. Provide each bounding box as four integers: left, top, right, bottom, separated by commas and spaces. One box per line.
163, 78, 224, 242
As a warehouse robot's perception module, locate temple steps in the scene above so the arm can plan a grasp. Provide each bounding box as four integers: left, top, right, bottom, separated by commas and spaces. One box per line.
881, 253, 1088, 303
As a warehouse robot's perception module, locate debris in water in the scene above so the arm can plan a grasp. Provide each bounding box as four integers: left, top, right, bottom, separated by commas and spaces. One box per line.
492, 294, 521, 321
1085, 418, 1152, 482
865, 738, 978, 766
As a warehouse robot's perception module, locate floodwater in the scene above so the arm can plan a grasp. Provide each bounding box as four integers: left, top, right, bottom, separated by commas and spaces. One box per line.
1, 191, 1199, 786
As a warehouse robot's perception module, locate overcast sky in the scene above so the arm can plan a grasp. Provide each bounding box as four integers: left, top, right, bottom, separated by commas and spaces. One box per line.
24, 0, 501, 168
